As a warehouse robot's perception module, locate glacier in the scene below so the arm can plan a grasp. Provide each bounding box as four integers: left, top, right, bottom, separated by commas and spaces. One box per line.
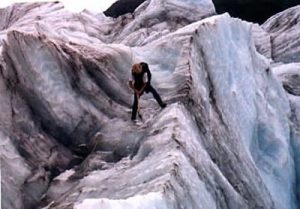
0, 1, 300, 209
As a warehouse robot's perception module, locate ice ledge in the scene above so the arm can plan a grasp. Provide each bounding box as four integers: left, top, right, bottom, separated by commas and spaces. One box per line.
74, 192, 169, 209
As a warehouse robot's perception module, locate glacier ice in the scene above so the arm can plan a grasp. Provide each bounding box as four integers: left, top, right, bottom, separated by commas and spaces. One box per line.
262, 5, 300, 63
0, 1, 300, 209
74, 192, 170, 209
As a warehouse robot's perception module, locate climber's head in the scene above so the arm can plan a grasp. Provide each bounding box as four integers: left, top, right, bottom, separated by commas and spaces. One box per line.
132, 63, 142, 74
140, 62, 149, 71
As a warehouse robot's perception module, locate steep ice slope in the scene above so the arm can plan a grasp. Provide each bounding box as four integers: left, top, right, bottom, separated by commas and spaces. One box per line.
251, 24, 272, 59
0, 132, 31, 209
273, 63, 300, 96
133, 14, 295, 209
0, 1, 215, 208
0, 0, 215, 47
272, 62, 300, 204
0, 1, 299, 209
262, 5, 300, 63
0, 2, 111, 45
264, 6, 300, 204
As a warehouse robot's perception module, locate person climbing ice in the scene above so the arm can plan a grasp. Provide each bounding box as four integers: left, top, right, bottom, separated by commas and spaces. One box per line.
128, 62, 166, 121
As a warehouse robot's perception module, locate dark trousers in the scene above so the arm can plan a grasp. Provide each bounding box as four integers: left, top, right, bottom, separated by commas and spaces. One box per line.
131, 85, 164, 120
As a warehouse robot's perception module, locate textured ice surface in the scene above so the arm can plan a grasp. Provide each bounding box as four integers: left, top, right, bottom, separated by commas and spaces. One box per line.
0, 1, 299, 209
272, 62, 300, 204
263, 5, 300, 63
74, 192, 169, 209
